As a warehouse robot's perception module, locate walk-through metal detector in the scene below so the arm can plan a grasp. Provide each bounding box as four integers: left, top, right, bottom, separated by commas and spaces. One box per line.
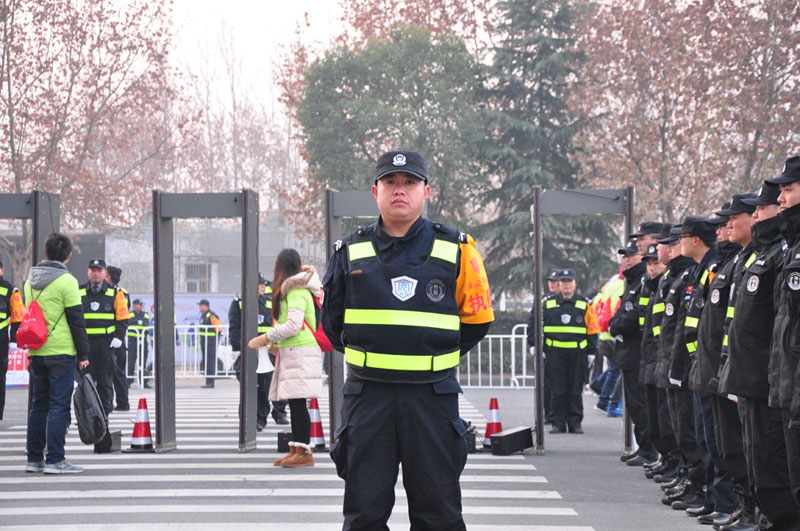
152, 190, 260, 452
531, 186, 634, 455
324, 190, 380, 438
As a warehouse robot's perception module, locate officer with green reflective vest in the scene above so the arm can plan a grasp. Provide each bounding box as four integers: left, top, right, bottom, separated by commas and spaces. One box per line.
228, 273, 288, 429
79, 258, 130, 416
527, 269, 561, 424
0, 259, 24, 420
541, 268, 599, 434
127, 298, 150, 388
321, 150, 494, 530
197, 299, 221, 388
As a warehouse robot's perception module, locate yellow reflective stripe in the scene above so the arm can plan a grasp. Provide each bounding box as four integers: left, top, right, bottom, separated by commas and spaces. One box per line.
85, 313, 115, 320
652, 326, 661, 337
639, 297, 650, 306
723, 335, 729, 347
700, 270, 709, 285
430, 239, 458, 264
0, 312, 6, 318
348, 241, 376, 262
78, 288, 87, 296
744, 253, 756, 268
575, 300, 588, 310
639, 317, 645, 326
266, 301, 273, 309
199, 331, 217, 336
543, 325, 588, 334
726, 307, 735, 319
687, 341, 698, 353
128, 325, 150, 330
0, 318, 8, 329
0, 286, 7, 296
652, 302, 665, 314
344, 309, 460, 331
105, 288, 115, 296
258, 326, 273, 333
86, 325, 116, 335
545, 299, 557, 309
344, 347, 460, 371
545, 338, 588, 349
685, 317, 699, 328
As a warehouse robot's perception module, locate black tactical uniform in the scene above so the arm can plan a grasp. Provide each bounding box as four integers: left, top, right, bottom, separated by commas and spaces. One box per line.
198, 302, 221, 388
108, 267, 130, 410
127, 304, 150, 386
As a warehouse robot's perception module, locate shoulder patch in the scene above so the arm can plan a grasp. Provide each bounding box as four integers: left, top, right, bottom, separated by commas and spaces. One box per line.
334, 240, 343, 252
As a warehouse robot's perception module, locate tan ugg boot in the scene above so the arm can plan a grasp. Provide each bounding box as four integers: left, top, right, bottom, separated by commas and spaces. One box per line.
281, 442, 314, 468
273, 443, 296, 466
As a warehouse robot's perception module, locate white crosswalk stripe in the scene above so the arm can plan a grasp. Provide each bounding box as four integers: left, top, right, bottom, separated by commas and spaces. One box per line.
0, 386, 593, 529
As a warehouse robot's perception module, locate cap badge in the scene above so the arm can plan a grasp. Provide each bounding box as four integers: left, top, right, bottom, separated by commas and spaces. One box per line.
391, 275, 417, 302
392, 153, 407, 167
561, 314, 571, 324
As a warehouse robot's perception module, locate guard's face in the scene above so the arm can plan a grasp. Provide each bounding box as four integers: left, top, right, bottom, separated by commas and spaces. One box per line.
716, 223, 730, 242
658, 243, 670, 265
636, 234, 655, 254
646, 258, 666, 279
199, 304, 209, 313
258, 283, 266, 296
778, 182, 800, 210
559, 279, 576, 298
753, 204, 779, 223
88, 267, 105, 284
133, 303, 143, 312
726, 212, 752, 245
547, 280, 560, 294
372, 173, 430, 228
623, 252, 641, 270
679, 234, 696, 257
667, 240, 681, 260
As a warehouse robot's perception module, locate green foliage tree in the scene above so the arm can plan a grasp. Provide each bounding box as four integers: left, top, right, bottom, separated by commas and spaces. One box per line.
477, 0, 616, 296
297, 26, 486, 227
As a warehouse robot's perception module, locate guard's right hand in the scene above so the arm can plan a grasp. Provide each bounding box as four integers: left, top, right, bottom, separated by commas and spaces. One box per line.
79, 360, 90, 370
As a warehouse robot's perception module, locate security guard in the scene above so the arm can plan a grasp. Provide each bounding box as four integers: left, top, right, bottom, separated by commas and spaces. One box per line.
527, 270, 561, 424
322, 150, 493, 530
79, 258, 129, 416
766, 156, 800, 508
197, 299, 222, 388
0, 260, 24, 420
127, 299, 150, 388
228, 273, 288, 430
542, 268, 599, 434
105, 265, 131, 411
718, 181, 800, 529
609, 238, 657, 465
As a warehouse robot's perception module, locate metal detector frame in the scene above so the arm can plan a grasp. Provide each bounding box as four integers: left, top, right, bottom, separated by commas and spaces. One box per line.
152, 190, 260, 452
532, 186, 634, 455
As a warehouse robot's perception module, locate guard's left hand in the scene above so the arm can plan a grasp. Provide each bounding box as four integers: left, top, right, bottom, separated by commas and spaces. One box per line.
110, 337, 123, 349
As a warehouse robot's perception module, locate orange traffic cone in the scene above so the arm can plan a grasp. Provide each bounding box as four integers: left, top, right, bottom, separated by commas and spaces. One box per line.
123, 398, 155, 453
483, 398, 503, 449
309, 398, 326, 449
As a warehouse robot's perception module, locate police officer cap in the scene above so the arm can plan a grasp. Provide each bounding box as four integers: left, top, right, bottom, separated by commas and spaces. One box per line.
617, 239, 638, 255
708, 202, 731, 226
741, 182, 780, 207
132, 298, 144, 305
374, 151, 428, 184
643, 244, 659, 260
658, 223, 679, 244
676, 216, 717, 242
629, 221, 664, 239
258, 272, 267, 285
546, 270, 560, 281
557, 269, 576, 280
198, 299, 210, 306
716, 194, 756, 216
88, 258, 106, 269
765, 156, 800, 185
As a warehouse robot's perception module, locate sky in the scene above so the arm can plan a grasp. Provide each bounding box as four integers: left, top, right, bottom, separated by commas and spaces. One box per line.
171, 0, 342, 98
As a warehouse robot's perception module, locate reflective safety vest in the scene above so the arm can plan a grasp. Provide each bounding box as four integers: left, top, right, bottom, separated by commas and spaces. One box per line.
128, 311, 151, 338
342, 228, 462, 381
238, 294, 273, 334
542, 296, 591, 350
200, 311, 221, 337
684, 266, 715, 355
0, 282, 20, 331
79, 283, 118, 336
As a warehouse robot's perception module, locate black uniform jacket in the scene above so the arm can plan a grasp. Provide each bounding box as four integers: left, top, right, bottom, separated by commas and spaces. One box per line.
719, 215, 784, 399
656, 255, 695, 389
690, 242, 740, 393
609, 261, 647, 370
640, 270, 666, 385
769, 203, 800, 421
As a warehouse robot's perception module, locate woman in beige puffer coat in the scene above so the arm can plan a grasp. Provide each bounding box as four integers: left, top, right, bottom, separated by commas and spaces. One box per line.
249, 249, 323, 467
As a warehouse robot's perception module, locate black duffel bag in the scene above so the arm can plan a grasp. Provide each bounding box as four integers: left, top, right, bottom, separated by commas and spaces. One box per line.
73, 372, 108, 445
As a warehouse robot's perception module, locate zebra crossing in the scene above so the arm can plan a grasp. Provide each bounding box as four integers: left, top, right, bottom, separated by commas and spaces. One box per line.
0, 383, 594, 530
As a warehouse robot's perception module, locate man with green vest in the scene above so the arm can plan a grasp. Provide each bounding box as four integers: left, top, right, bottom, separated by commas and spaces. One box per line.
79, 258, 130, 416
24, 233, 90, 474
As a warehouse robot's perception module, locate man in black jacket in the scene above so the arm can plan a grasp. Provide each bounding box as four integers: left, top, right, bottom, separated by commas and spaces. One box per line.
609, 239, 657, 466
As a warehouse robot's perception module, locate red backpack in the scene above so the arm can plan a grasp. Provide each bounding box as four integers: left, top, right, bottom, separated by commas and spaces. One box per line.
303, 293, 334, 352
16, 290, 64, 350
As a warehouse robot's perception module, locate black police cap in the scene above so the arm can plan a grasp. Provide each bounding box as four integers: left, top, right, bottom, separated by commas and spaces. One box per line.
617, 239, 638, 255
741, 182, 780, 207
88, 258, 106, 269
132, 298, 144, 305
643, 244, 659, 260
765, 156, 800, 185
708, 202, 730, 226
629, 221, 664, 239
546, 270, 560, 281
198, 299, 210, 306
678, 215, 717, 242
716, 194, 756, 216
258, 272, 267, 285
374, 151, 428, 184
557, 269, 576, 280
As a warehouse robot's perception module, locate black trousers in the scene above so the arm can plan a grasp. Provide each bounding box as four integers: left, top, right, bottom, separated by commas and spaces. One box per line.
782, 408, 800, 509
289, 397, 310, 444
542, 356, 552, 422
549, 350, 586, 430
126, 336, 142, 384
88, 337, 114, 416
711, 394, 750, 500
331, 379, 468, 531
622, 366, 655, 458
0, 336, 7, 420
667, 387, 704, 482
257, 372, 273, 423
111, 345, 128, 408
200, 335, 216, 385
739, 397, 800, 530
645, 383, 680, 460
694, 390, 738, 513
